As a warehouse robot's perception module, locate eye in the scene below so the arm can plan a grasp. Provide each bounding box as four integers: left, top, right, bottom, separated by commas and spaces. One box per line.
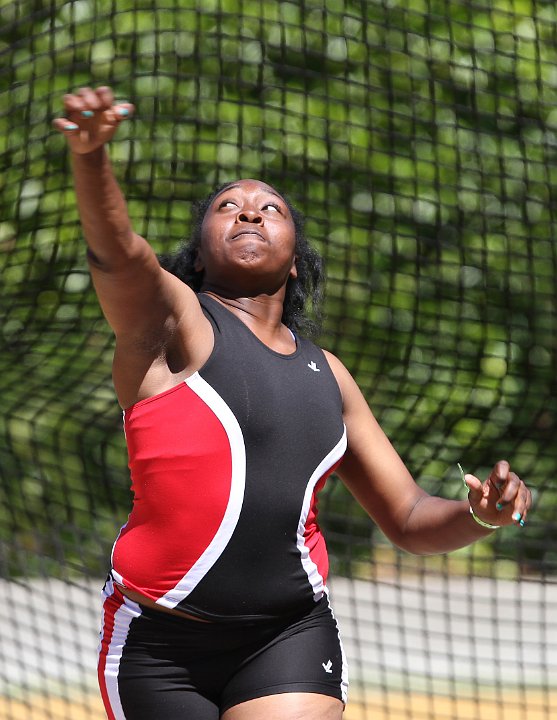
218, 199, 238, 209
262, 202, 281, 213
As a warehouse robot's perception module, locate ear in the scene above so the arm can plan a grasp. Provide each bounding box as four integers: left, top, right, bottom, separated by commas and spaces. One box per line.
289, 256, 298, 279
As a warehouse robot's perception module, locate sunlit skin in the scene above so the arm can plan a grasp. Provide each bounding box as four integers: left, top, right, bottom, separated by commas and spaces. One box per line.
194, 180, 299, 354
197, 180, 297, 296
53, 86, 532, 720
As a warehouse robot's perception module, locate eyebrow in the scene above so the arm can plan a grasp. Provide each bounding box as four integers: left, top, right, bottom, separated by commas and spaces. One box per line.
214, 184, 284, 201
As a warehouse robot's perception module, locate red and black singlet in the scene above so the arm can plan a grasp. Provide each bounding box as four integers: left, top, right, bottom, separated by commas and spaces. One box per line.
111, 293, 347, 622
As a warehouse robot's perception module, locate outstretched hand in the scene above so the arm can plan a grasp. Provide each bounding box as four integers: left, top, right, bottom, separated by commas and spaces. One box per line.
52, 86, 134, 154
464, 460, 532, 528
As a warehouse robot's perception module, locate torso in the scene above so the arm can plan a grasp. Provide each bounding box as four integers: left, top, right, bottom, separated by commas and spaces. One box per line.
110, 293, 346, 621
113, 292, 297, 411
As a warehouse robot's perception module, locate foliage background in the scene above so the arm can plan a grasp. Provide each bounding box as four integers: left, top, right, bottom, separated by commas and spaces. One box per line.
1, 0, 556, 593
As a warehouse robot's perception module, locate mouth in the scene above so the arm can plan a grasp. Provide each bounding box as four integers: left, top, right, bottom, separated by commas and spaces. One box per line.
231, 230, 265, 241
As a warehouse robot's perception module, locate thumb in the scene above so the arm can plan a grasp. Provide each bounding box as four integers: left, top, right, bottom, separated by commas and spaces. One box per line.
464, 473, 483, 503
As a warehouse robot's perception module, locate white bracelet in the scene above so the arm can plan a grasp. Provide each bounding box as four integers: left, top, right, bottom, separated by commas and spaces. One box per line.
468, 504, 500, 530
458, 463, 500, 530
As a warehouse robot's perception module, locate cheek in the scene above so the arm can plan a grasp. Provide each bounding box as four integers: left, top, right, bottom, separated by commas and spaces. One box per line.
197, 225, 227, 271
195, 222, 213, 271
272, 217, 295, 249
200, 215, 213, 244
201, 213, 228, 247
199, 214, 220, 250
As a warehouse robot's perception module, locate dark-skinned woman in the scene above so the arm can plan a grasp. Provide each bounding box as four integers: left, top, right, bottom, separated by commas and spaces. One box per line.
53, 86, 532, 720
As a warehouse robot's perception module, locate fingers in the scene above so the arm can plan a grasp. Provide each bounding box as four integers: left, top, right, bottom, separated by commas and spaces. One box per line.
53, 86, 134, 136
496, 470, 520, 508
52, 117, 79, 133
112, 102, 135, 120
515, 481, 532, 526
75, 86, 103, 114
490, 463, 532, 527
465, 460, 532, 529
63, 86, 104, 116
96, 86, 115, 107
487, 460, 509, 492
503, 473, 532, 526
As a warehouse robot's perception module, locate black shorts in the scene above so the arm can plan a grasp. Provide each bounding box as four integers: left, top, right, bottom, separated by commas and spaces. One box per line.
98, 580, 348, 719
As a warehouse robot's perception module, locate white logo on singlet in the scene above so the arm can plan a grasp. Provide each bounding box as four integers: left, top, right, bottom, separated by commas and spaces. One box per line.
322, 659, 333, 673
308, 361, 320, 372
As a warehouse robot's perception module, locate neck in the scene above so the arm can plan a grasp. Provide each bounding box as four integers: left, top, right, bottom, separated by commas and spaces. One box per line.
201, 288, 285, 330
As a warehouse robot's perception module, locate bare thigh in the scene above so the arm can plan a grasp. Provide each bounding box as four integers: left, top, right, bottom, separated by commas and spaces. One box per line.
222, 692, 344, 720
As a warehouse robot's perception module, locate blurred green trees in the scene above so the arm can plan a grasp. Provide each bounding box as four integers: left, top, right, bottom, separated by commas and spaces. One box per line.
1, 0, 555, 578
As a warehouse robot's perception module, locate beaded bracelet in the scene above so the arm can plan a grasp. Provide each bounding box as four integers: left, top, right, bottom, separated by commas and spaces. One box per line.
457, 463, 500, 530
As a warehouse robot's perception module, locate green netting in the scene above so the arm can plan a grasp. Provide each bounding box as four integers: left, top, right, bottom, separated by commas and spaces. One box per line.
1, 1, 556, 718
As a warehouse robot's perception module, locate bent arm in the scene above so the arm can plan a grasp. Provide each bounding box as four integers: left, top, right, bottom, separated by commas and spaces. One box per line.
56, 86, 202, 340
57, 87, 212, 407
71, 146, 181, 336
59, 87, 193, 337
325, 351, 529, 555
73, 146, 144, 271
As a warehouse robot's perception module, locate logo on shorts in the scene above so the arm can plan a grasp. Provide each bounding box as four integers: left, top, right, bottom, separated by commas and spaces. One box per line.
322, 659, 333, 673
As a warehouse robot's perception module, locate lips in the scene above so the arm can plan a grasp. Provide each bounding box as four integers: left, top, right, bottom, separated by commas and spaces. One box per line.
231, 229, 266, 241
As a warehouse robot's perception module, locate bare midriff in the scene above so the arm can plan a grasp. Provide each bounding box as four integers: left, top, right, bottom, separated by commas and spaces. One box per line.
115, 583, 212, 622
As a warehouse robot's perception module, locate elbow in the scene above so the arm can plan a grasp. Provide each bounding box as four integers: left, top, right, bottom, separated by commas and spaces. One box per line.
387, 495, 437, 556
86, 233, 156, 274
389, 533, 437, 557
86, 247, 103, 267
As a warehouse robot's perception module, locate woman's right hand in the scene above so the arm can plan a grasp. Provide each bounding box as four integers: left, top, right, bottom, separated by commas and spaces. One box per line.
52, 86, 134, 155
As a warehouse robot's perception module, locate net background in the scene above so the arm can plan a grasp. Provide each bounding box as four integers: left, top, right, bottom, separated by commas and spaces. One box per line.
1, 0, 556, 718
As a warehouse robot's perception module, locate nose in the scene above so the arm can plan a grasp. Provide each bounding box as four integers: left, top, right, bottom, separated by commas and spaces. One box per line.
237, 208, 263, 224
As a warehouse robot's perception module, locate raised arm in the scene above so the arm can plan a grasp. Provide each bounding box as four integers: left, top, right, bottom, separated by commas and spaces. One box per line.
324, 351, 531, 555
53, 86, 212, 408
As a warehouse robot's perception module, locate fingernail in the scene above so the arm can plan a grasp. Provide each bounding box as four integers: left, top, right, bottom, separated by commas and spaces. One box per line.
81, 110, 94, 118
117, 107, 129, 117
65, 123, 78, 130
519, 519, 526, 527
513, 512, 522, 522
496, 502, 504, 511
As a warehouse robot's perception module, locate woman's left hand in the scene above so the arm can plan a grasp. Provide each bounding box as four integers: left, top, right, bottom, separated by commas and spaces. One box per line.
464, 460, 532, 527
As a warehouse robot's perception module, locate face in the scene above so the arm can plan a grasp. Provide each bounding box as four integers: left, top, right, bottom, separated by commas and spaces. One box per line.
195, 179, 297, 295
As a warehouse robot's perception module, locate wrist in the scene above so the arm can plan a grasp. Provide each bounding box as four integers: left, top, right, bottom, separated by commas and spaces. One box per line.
468, 504, 500, 530
458, 463, 500, 531
71, 145, 106, 164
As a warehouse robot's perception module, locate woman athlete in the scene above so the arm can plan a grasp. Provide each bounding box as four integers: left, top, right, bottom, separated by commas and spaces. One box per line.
53, 86, 532, 720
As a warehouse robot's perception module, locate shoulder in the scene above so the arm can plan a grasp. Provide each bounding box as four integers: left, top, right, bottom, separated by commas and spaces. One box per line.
321, 349, 379, 428
321, 349, 356, 400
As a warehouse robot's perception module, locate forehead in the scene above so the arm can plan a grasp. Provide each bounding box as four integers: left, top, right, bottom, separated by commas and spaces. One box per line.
214, 179, 285, 202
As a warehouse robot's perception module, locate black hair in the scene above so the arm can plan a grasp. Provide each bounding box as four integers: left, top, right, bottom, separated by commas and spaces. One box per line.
159, 182, 324, 336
